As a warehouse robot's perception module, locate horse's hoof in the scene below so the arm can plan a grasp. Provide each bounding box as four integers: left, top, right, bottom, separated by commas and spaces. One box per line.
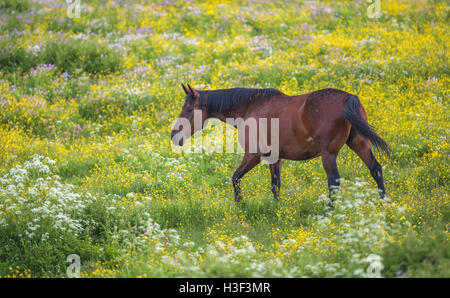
327, 199, 335, 208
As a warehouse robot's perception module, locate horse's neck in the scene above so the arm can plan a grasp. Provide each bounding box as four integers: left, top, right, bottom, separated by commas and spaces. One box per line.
208, 108, 246, 122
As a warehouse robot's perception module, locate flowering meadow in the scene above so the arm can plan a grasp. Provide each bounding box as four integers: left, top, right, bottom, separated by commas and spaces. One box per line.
0, 0, 448, 278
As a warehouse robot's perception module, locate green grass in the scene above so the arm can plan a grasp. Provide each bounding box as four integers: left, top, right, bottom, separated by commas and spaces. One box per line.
0, 0, 448, 278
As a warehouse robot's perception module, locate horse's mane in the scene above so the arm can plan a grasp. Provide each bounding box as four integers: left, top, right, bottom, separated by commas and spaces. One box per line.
197, 88, 283, 113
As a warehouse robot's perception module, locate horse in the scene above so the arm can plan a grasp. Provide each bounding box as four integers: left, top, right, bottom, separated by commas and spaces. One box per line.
171, 84, 390, 205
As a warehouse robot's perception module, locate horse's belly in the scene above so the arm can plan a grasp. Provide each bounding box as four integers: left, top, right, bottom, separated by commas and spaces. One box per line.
279, 138, 320, 161
281, 150, 320, 161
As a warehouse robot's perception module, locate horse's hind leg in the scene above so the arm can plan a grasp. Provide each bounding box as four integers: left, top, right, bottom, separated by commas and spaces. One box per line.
232, 153, 260, 202
346, 128, 386, 198
269, 159, 282, 200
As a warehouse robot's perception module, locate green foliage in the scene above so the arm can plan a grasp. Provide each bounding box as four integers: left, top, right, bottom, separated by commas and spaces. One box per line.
0, 0, 448, 278
39, 39, 123, 75
383, 229, 450, 277
0, 0, 31, 12
0, 38, 123, 75
0, 41, 37, 72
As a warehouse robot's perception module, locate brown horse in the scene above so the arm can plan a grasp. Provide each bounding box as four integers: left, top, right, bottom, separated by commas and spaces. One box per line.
171, 84, 390, 205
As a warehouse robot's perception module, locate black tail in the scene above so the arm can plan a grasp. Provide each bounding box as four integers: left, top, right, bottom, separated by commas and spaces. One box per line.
344, 94, 391, 157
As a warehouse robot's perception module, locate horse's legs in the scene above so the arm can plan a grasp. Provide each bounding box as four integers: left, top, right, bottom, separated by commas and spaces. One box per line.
316, 125, 350, 206
232, 153, 260, 202
269, 159, 282, 200
321, 151, 340, 204
346, 129, 386, 198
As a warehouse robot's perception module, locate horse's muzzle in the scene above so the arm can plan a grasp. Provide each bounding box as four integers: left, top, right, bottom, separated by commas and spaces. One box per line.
171, 131, 185, 146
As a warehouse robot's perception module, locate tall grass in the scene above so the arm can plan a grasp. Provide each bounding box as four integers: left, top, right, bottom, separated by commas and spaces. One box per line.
0, 0, 448, 277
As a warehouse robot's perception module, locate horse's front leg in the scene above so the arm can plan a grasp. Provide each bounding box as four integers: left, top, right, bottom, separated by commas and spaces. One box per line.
269, 159, 282, 200
232, 153, 260, 202
321, 151, 340, 207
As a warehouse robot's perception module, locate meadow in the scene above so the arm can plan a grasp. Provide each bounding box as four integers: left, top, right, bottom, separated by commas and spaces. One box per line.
0, 0, 448, 278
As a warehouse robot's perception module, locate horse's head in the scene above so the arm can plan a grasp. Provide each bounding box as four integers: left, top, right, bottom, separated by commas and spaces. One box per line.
171, 84, 208, 146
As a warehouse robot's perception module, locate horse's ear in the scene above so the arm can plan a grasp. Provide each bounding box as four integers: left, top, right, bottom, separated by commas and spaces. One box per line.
187, 84, 199, 98
187, 84, 195, 95
181, 83, 189, 95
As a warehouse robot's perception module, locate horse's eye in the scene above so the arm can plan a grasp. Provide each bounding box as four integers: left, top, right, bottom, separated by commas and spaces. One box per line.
187, 108, 193, 113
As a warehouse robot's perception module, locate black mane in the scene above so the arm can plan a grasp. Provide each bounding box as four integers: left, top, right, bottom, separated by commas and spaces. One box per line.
197, 88, 283, 113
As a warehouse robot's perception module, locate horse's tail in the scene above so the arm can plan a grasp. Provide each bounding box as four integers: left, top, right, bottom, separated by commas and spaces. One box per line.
344, 94, 391, 157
